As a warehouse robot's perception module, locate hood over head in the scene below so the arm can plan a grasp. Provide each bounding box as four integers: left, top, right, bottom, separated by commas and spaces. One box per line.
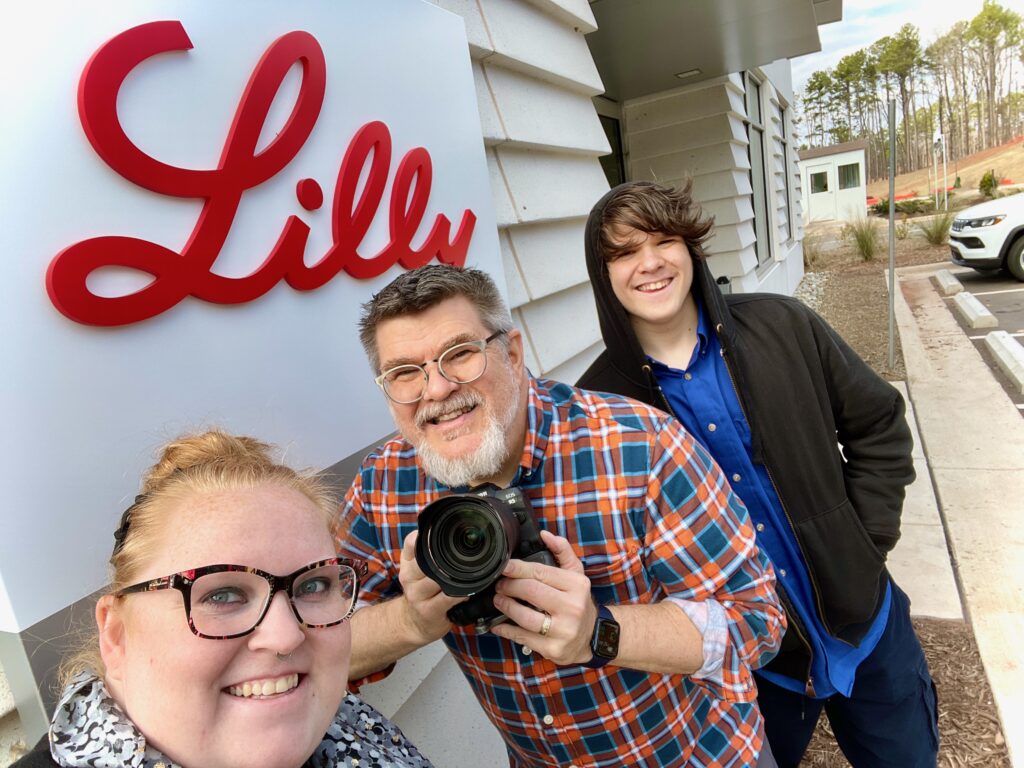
584, 180, 720, 384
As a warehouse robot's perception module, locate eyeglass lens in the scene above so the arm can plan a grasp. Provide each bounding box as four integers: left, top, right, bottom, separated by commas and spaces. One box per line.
188, 563, 357, 637
382, 341, 488, 403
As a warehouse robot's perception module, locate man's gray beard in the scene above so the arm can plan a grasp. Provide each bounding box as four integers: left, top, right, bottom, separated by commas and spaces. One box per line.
415, 377, 522, 488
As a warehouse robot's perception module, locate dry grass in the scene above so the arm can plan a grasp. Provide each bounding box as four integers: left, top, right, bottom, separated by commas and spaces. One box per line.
842, 216, 882, 261
866, 136, 1024, 199
917, 211, 956, 245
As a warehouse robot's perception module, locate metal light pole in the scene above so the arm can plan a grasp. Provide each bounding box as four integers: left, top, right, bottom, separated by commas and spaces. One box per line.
937, 134, 946, 208
933, 131, 948, 210
888, 99, 896, 371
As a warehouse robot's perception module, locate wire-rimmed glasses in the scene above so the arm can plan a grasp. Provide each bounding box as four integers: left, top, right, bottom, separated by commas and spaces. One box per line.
114, 557, 367, 639
375, 331, 506, 404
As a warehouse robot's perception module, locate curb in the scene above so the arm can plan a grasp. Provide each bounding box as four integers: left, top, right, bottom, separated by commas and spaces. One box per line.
932, 269, 963, 296
895, 263, 1024, 767
952, 292, 998, 328
984, 331, 1024, 394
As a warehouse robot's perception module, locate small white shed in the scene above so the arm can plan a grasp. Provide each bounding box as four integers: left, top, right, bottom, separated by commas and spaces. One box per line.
798, 139, 868, 223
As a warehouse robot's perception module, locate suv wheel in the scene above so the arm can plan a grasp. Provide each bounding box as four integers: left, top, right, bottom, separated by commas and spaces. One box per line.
1008, 236, 1024, 282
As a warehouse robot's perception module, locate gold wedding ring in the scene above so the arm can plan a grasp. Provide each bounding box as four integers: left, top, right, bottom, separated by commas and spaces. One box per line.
539, 613, 552, 636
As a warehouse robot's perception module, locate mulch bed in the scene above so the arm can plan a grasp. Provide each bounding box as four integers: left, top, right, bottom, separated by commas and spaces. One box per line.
794, 223, 1011, 767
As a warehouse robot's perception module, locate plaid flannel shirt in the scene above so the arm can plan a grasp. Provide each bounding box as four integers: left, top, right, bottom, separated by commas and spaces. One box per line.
338, 377, 783, 768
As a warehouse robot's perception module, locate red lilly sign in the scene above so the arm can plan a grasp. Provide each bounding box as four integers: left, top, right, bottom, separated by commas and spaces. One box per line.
1, 1, 496, 633
47, 20, 477, 326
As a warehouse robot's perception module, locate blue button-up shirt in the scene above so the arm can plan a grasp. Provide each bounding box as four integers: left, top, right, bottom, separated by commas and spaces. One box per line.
650, 305, 890, 698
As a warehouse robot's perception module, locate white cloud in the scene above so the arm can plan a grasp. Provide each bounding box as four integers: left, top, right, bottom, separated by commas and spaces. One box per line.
792, 0, 986, 94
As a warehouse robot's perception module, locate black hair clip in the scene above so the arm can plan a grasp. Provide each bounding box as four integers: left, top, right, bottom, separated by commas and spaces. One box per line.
111, 494, 147, 559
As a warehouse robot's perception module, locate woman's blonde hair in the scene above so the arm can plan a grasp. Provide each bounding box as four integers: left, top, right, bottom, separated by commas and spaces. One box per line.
60, 429, 336, 687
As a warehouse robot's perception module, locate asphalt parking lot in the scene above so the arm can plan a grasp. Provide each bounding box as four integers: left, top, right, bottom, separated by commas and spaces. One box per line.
947, 265, 1024, 414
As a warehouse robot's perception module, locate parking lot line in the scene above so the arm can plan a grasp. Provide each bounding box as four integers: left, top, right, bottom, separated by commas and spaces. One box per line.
969, 332, 1024, 340
970, 287, 1024, 297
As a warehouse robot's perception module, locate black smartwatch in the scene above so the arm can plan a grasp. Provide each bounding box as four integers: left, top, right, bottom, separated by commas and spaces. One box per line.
583, 604, 620, 669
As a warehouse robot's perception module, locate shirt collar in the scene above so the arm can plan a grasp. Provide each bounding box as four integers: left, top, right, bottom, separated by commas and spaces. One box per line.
648, 303, 710, 371
516, 375, 549, 481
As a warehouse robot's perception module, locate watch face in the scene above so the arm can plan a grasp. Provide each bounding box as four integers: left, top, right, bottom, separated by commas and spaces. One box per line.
594, 618, 620, 659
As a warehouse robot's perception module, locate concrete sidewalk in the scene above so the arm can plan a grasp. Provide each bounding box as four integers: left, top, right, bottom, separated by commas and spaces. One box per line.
885, 380, 962, 622
893, 261, 1024, 767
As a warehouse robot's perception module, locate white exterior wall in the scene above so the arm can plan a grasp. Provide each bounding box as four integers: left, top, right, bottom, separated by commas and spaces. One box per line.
431, 0, 611, 387
620, 61, 804, 296
356, 3, 612, 765
800, 148, 867, 223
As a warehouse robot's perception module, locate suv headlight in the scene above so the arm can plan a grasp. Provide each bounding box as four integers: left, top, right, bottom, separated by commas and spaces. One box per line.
964, 214, 1006, 228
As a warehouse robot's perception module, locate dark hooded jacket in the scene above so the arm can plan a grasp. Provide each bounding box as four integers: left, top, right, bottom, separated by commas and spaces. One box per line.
577, 182, 915, 684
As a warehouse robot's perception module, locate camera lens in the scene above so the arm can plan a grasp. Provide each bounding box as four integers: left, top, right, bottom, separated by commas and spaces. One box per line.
429, 502, 504, 585
417, 493, 523, 597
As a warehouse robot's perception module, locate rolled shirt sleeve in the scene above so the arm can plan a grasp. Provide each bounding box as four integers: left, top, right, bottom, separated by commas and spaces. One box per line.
643, 421, 785, 700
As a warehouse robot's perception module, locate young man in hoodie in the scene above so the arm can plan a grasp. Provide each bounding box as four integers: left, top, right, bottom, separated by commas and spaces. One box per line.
578, 181, 938, 768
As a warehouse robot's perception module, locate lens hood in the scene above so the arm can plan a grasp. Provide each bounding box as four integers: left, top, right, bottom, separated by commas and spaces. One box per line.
416, 493, 521, 597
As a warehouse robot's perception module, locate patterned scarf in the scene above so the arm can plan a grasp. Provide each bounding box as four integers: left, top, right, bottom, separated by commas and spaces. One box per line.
49, 673, 433, 768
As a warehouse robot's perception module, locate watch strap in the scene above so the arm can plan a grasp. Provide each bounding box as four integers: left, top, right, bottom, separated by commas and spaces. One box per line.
583, 604, 619, 669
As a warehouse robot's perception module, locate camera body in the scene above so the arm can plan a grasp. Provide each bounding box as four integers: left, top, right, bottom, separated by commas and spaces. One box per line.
415, 484, 554, 634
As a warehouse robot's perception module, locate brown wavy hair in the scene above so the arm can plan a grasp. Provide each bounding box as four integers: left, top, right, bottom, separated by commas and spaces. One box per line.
598, 180, 715, 262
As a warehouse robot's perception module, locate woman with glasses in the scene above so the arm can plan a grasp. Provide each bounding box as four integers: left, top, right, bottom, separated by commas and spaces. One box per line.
15, 429, 431, 768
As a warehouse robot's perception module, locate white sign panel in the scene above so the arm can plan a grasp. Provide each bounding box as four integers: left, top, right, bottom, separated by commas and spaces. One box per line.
0, 1, 499, 631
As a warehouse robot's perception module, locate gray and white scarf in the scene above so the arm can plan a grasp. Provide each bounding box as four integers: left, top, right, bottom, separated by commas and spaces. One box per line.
49, 673, 433, 768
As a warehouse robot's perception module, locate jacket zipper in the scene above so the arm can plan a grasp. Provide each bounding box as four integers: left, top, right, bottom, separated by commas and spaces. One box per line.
643, 331, 819, 692
714, 322, 820, 692
641, 363, 674, 414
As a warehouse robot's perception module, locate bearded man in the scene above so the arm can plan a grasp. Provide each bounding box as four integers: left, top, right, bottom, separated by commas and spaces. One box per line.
336, 264, 784, 768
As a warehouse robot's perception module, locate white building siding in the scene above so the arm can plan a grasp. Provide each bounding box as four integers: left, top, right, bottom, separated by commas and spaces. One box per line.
356, 3, 612, 764
622, 76, 761, 284
463, 0, 610, 383
619, 65, 804, 296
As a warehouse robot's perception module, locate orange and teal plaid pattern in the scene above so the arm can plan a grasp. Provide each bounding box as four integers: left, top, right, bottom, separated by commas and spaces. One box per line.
338, 377, 784, 767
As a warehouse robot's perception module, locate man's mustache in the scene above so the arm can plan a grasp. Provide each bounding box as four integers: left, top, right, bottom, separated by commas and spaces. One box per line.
414, 391, 483, 428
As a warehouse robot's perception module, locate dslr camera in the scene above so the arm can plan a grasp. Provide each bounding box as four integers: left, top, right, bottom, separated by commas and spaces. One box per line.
415, 484, 554, 634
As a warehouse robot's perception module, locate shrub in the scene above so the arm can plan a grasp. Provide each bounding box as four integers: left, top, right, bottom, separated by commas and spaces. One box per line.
843, 215, 881, 261
870, 198, 890, 215
980, 169, 999, 197
803, 236, 820, 269
917, 211, 956, 245
896, 215, 910, 241
895, 198, 935, 215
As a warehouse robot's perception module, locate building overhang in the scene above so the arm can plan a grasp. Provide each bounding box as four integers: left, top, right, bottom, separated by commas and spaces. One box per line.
588, 0, 843, 102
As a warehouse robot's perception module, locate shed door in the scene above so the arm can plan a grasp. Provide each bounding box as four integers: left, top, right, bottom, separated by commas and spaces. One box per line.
807, 163, 836, 221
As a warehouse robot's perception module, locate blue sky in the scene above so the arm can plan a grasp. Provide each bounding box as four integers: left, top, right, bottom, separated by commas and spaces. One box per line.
791, 0, 987, 96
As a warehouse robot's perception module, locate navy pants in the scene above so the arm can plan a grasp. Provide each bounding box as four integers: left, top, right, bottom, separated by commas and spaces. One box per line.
756, 585, 939, 768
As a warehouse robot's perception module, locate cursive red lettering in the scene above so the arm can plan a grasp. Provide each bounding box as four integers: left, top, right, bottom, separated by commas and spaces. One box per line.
47, 21, 476, 326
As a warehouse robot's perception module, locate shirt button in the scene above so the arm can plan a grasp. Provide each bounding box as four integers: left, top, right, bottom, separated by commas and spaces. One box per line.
732, 473, 741, 482
756, 523, 765, 532
542, 714, 554, 726
708, 423, 717, 432
779, 568, 787, 577
684, 372, 692, 380
521, 645, 532, 656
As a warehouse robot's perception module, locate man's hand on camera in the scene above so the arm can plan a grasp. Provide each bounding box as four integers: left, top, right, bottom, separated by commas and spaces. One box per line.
398, 530, 466, 645
489, 530, 597, 665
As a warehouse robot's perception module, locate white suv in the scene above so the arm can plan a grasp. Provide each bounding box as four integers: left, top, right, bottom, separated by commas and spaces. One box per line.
950, 191, 1024, 281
